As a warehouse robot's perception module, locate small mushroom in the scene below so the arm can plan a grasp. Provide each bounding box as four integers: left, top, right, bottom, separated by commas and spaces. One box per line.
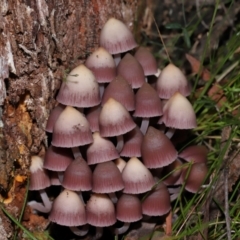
161, 92, 197, 129
56, 64, 100, 108
87, 132, 119, 165
156, 63, 191, 99
28, 156, 52, 213
115, 194, 142, 234
141, 127, 177, 168
122, 157, 155, 194
99, 98, 136, 152
117, 53, 145, 89
100, 18, 137, 64
86, 193, 116, 239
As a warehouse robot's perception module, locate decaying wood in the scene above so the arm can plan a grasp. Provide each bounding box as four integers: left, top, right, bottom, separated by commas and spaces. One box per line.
0, 0, 144, 237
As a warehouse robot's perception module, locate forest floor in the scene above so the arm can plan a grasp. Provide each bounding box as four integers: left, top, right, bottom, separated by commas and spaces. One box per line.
127, 0, 240, 239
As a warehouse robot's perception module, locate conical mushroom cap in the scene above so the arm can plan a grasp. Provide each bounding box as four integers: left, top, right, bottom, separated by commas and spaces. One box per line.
120, 126, 143, 157
100, 18, 137, 54
30, 156, 50, 190
142, 182, 171, 216
62, 157, 92, 191
86, 194, 116, 227
161, 92, 197, 129
179, 145, 208, 163
116, 194, 142, 222
99, 98, 136, 137
117, 53, 145, 89
134, 82, 162, 117
49, 189, 86, 226
102, 75, 135, 111
44, 145, 73, 171
87, 132, 119, 165
52, 106, 93, 147
92, 161, 124, 193
134, 47, 158, 76
85, 47, 117, 83
57, 64, 100, 107
141, 126, 177, 168
122, 157, 155, 194
182, 162, 208, 193
156, 63, 191, 99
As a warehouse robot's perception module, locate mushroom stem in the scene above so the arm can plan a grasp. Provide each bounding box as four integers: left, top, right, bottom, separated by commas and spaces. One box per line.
140, 118, 149, 135
168, 186, 181, 201
99, 83, 105, 98
114, 54, 121, 66
28, 190, 52, 213
76, 191, 84, 203
116, 135, 124, 152
70, 225, 89, 236
108, 192, 118, 204
92, 227, 103, 240
165, 128, 176, 139
71, 147, 82, 159
114, 222, 130, 235
58, 171, 64, 183
154, 68, 161, 77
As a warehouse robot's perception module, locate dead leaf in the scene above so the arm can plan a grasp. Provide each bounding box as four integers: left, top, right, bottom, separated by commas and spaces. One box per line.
207, 84, 227, 108
185, 54, 211, 81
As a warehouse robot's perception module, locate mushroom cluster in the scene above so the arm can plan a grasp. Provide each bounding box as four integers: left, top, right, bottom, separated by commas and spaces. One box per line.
28, 18, 208, 238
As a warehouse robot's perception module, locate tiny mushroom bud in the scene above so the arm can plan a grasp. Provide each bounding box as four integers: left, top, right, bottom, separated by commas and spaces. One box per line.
85, 47, 117, 97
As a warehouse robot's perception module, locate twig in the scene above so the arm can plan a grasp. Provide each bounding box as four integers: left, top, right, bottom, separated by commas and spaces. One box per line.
216, 61, 238, 83
165, 210, 172, 235
176, 192, 205, 236
224, 167, 231, 240
151, 12, 171, 63
195, 0, 209, 29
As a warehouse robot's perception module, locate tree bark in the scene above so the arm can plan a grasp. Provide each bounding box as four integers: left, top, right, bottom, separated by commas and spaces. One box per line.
0, 0, 145, 238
